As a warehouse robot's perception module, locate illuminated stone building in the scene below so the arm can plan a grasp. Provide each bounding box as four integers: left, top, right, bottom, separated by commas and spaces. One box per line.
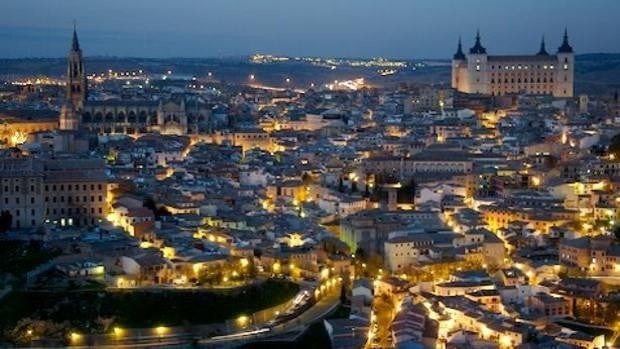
0, 154, 108, 229
59, 27, 209, 136
452, 30, 574, 97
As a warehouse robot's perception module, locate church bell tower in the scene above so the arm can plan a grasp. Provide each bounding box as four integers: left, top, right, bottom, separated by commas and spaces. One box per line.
60, 23, 86, 131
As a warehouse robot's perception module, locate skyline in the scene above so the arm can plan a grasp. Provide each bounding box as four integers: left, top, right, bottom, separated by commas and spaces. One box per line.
2, 0, 620, 59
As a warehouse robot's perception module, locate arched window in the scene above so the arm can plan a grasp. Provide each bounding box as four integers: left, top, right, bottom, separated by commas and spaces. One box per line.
105, 112, 114, 123
117, 112, 126, 123
128, 111, 137, 123
94, 112, 103, 123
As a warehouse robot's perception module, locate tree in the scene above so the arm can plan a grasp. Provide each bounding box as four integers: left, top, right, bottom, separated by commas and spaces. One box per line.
143, 197, 156, 213
143, 197, 170, 219
155, 206, 171, 218
354, 247, 366, 260
340, 283, 348, 304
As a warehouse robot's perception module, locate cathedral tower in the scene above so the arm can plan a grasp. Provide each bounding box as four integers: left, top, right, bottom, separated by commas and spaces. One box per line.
67, 24, 87, 107
60, 24, 86, 131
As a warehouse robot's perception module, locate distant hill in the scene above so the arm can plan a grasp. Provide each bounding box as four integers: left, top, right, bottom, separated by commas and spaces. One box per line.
575, 53, 620, 94
576, 53, 620, 61
0, 53, 619, 94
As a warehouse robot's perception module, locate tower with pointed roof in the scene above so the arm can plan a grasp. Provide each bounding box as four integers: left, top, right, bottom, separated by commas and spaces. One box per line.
466, 30, 489, 94
451, 37, 467, 90
60, 24, 86, 131
555, 28, 574, 97
67, 23, 87, 108
537, 36, 549, 56
451, 29, 574, 98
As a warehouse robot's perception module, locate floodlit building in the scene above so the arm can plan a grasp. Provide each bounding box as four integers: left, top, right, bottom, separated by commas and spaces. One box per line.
452, 30, 574, 97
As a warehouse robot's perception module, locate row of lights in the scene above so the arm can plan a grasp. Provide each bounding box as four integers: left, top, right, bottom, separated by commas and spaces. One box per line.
65, 326, 169, 344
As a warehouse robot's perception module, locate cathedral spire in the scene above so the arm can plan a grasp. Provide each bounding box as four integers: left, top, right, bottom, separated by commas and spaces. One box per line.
453, 36, 465, 60
537, 35, 548, 55
65, 22, 87, 109
71, 21, 80, 51
558, 27, 573, 53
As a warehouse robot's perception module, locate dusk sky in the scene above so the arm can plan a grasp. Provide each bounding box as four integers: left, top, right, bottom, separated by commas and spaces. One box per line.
2, 0, 620, 59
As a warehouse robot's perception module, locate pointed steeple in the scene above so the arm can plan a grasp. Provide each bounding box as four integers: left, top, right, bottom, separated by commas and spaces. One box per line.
469, 29, 487, 54
66, 21, 87, 108
453, 36, 466, 60
537, 35, 548, 55
558, 28, 573, 53
71, 21, 80, 51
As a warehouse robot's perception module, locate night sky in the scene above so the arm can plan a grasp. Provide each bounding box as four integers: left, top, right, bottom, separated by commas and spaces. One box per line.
1, 0, 619, 59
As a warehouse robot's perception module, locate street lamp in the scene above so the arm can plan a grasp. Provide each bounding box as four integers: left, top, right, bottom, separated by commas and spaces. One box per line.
113, 327, 123, 339
155, 326, 167, 338
69, 332, 82, 345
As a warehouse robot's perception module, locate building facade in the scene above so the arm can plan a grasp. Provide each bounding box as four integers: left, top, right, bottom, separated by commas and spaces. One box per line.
0, 155, 108, 229
452, 30, 574, 97
59, 27, 210, 136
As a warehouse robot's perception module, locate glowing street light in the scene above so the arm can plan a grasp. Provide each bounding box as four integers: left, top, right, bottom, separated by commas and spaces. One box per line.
69, 332, 82, 344
113, 327, 124, 338
155, 326, 167, 337
249, 74, 255, 80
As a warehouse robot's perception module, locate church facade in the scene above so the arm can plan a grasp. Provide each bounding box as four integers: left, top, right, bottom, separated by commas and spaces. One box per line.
451, 30, 574, 98
59, 27, 209, 136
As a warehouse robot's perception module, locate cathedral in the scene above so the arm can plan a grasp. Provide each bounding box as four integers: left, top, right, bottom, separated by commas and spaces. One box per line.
451, 30, 574, 98
59, 26, 209, 137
